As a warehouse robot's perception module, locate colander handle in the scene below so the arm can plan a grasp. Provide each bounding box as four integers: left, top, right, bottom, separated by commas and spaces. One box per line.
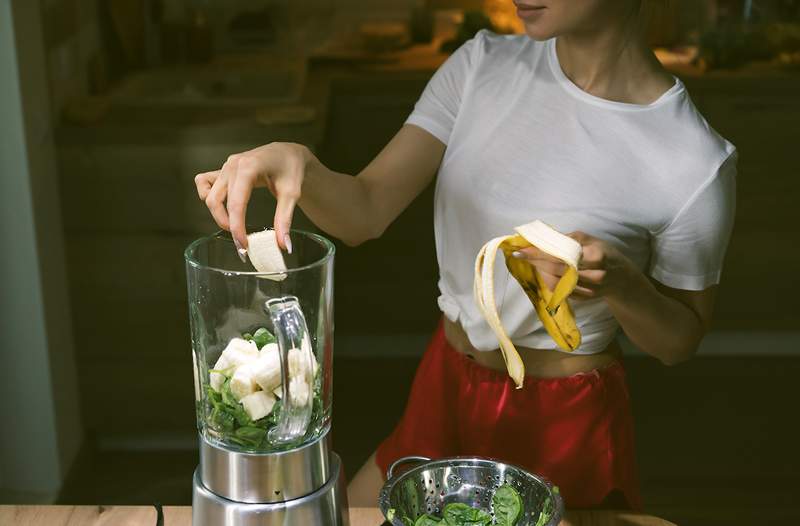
386, 455, 431, 480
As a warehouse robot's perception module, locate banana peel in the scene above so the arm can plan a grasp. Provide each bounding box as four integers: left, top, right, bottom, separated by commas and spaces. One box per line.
474, 220, 583, 388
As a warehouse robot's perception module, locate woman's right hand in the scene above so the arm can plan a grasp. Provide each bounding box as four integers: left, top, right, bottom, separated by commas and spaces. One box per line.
194, 142, 312, 253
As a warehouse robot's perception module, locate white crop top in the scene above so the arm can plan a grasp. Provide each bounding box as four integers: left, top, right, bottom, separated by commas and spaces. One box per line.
405, 31, 737, 354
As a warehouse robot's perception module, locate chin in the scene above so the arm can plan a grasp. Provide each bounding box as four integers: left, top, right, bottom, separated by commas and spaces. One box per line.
521, 22, 558, 41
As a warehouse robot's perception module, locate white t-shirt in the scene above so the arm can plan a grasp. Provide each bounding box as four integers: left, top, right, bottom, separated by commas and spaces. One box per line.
405, 30, 737, 355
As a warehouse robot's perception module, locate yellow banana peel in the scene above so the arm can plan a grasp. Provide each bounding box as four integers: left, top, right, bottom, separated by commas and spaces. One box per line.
474, 220, 583, 389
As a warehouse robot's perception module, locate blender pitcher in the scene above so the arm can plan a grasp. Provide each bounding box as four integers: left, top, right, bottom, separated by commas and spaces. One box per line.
185, 229, 333, 453
185, 230, 348, 525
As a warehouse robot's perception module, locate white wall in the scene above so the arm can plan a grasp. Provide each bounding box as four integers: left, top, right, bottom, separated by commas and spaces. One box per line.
0, 0, 82, 503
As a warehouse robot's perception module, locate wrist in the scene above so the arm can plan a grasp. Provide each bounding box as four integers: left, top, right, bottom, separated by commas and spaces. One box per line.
298, 144, 319, 190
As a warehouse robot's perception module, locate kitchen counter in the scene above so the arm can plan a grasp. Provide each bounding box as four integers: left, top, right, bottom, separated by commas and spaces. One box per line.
0, 505, 676, 525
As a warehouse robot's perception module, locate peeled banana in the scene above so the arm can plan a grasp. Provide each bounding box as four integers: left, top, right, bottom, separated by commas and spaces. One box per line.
247, 345, 282, 392
230, 366, 259, 400
474, 220, 583, 389
240, 390, 277, 421
246, 229, 287, 281
210, 338, 259, 391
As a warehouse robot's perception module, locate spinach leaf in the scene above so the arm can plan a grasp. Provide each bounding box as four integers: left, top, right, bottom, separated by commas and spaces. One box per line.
252, 327, 276, 349
492, 485, 522, 526
442, 503, 492, 526
234, 426, 267, 446
414, 515, 443, 526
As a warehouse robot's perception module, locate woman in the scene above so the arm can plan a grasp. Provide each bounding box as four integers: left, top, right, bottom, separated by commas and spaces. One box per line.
195, 0, 736, 510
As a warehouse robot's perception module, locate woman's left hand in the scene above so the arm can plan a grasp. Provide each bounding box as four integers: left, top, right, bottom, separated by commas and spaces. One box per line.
512, 231, 637, 301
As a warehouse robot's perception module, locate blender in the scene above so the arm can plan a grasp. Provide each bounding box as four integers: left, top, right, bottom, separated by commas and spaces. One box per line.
185, 230, 348, 525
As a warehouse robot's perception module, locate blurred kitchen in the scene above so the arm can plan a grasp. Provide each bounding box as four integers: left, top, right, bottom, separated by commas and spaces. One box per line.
1, 0, 799, 525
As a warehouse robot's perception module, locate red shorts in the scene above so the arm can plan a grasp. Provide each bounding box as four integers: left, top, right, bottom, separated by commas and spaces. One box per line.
376, 320, 642, 510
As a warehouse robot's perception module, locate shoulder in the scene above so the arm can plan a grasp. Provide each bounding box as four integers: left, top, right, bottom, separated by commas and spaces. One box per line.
656, 87, 737, 182
456, 30, 545, 71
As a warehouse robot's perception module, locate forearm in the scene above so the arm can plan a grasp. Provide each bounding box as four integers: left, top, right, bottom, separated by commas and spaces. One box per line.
299, 153, 379, 246
605, 269, 705, 365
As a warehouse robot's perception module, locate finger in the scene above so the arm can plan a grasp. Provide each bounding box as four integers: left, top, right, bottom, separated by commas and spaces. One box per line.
568, 231, 592, 244
205, 170, 230, 231
227, 158, 258, 250
511, 246, 563, 265
536, 270, 562, 292
577, 269, 605, 287
578, 243, 606, 270
534, 259, 567, 277
195, 170, 219, 201
273, 195, 298, 254
570, 285, 598, 299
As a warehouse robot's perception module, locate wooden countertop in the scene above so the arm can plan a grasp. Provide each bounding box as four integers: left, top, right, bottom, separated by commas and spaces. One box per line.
0, 505, 676, 525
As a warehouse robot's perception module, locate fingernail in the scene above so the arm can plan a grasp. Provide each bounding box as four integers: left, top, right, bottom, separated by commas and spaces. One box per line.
511, 251, 524, 259
284, 234, 293, 254
233, 237, 248, 263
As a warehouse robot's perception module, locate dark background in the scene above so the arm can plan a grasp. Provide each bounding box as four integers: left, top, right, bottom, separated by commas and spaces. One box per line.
2, 1, 799, 525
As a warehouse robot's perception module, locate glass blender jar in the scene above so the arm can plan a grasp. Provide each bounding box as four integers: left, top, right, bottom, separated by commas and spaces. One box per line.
185, 229, 348, 525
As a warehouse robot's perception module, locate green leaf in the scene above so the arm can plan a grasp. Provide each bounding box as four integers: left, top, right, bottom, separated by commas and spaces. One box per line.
252, 327, 276, 349
414, 515, 443, 526
242, 333, 253, 341
234, 426, 267, 446
220, 378, 238, 407
442, 503, 492, 526
534, 496, 553, 526
492, 485, 522, 526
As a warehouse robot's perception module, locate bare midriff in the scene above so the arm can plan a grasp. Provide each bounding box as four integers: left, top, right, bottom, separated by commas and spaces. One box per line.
443, 317, 621, 379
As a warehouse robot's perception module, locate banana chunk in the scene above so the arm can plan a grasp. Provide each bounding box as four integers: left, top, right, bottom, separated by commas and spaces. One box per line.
246, 229, 287, 281
248, 345, 282, 392
287, 346, 319, 379
210, 338, 259, 391
240, 390, 277, 421
258, 342, 278, 360
230, 366, 259, 400
288, 376, 310, 407
474, 220, 583, 389
220, 338, 259, 368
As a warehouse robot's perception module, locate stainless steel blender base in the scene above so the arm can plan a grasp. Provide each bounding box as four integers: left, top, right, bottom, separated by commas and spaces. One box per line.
193, 452, 349, 526
200, 431, 330, 503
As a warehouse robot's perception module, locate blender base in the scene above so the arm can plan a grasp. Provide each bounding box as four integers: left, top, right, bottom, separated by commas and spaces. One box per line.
192, 452, 349, 526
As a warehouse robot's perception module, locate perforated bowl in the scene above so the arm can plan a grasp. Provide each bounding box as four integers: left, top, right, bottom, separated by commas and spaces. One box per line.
378, 456, 563, 526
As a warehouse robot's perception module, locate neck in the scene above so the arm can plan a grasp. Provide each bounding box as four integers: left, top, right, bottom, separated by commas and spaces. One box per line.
555, 8, 662, 102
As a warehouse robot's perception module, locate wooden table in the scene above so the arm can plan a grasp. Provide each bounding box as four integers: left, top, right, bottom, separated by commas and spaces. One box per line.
0, 505, 676, 525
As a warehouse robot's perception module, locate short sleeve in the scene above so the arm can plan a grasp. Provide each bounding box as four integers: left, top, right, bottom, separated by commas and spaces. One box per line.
649, 150, 738, 291
404, 32, 480, 145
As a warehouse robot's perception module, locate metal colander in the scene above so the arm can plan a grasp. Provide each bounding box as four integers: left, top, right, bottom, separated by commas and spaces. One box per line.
378, 456, 563, 526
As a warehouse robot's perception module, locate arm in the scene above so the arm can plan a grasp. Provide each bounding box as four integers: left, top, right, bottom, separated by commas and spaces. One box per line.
301, 124, 446, 246
607, 273, 716, 365
194, 124, 445, 250
514, 234, 717, 365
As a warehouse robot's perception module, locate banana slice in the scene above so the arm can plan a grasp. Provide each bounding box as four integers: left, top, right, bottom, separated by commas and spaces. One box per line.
240, 390, 276, 421
230, 366, 259, 400
288, 376, 310, 407
210, 338, 258, 391
247, 345, 282, 392
246, 229, 287, 281
474, 220, 583, 389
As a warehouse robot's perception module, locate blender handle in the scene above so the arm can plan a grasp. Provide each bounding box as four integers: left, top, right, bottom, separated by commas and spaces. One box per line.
265, 295, 315, 445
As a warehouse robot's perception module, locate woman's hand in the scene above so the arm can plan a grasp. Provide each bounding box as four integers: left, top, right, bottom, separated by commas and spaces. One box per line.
511, 231, 637, 301
194, 142, 312, 253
